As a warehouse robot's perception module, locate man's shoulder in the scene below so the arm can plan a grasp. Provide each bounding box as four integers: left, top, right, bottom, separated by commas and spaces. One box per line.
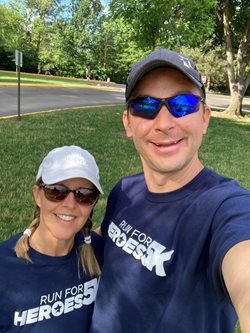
195, 168, 250, 220
112, 172, 145, 192
201, 167, 249, 197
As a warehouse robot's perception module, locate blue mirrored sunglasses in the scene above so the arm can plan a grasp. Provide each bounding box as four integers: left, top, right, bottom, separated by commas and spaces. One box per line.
127, 93, 205, 119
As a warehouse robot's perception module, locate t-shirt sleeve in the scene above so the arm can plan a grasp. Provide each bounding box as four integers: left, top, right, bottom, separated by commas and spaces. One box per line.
101, 181, 121, 238
209, 192, 250, 299
91, 231, 104, 268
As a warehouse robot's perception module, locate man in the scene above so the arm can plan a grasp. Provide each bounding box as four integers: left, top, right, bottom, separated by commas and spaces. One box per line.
90, 49, 250, 333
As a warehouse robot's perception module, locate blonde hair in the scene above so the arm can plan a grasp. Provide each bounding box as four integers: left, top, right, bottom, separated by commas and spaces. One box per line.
14, 206, 40, 262
78, 217, 101, 277
14, 179, 101, 277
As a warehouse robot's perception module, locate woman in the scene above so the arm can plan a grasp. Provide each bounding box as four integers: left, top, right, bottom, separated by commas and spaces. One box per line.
0, 145, 104, 332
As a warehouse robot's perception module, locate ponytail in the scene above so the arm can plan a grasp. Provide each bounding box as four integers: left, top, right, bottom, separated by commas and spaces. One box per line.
14, 205, 40, 262
78, 217, 101, 277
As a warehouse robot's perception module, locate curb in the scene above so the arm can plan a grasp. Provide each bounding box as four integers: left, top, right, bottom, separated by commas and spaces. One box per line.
0, 104, 124, 120
0, 82, 125, 92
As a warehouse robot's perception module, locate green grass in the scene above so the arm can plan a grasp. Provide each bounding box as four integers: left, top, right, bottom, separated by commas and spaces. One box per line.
0, 70, 100, 86
0, 106, 249, 238
0, 105, 137, 238
0, 107, 249, 333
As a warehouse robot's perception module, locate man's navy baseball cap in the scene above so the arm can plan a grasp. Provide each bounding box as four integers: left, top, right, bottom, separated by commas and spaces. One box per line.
125, 48, 205, 101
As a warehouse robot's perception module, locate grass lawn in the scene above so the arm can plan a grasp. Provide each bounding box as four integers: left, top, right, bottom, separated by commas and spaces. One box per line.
0, 106, 249, 235
0, 70, 103, 86
0, 106, 249, 333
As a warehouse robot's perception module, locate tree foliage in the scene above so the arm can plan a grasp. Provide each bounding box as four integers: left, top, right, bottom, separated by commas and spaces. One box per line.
0, 0, 249, 116
0, 2, 26, 52
180, 44, 228, 92
25, 0, 63, 20
109, 0, 217, 50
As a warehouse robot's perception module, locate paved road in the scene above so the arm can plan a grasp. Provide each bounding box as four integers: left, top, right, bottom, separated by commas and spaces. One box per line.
0, 85, 125, 117
0, 84, 249, 117
207, 93, 250, 113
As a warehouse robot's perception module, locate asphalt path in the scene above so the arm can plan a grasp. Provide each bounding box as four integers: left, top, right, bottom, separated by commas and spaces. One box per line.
0, 85, 125, 117
0, 84, 249, 118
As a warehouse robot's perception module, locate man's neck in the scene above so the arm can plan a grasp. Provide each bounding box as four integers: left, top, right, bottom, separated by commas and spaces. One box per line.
143, 162, 204, 193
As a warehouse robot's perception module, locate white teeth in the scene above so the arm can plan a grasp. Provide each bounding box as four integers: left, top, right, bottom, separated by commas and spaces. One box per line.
156, 141, 178, 146
56, 214, 75, 221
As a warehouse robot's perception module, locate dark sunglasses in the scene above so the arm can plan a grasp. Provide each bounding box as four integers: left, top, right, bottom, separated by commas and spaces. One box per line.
127, 93, 205, 119
40, 184, 99, 205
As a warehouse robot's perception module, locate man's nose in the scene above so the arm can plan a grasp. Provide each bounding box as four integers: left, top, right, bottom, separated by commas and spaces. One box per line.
153, 103, 176, 129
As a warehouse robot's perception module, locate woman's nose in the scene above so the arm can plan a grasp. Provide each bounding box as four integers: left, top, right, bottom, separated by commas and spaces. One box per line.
63, 191, 77, 207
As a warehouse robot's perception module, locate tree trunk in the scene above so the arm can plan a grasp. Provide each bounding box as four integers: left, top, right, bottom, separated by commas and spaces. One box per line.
37, 62, 41, 74
221, 0, 250, 117
224, 91, 244, 117
225, 72, 249, 117
222, 0, 237, 95
206, 76, 211, 92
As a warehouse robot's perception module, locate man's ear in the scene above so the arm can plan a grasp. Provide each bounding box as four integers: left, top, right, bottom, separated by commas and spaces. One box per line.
123, 110, 133, 138
202, 104, 211, 135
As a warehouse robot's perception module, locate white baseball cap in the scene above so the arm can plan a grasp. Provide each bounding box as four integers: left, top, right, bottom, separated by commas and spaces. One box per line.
36, 145, 103, 194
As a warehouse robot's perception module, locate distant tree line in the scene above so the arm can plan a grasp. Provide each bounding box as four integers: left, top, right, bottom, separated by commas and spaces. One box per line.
0, 0, 249, 116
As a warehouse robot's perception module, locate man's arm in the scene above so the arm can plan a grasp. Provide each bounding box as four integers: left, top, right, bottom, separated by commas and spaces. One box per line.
222, 240, 250, 333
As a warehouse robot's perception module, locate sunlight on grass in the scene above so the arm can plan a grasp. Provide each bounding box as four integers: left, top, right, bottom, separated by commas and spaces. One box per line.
0, 70, 96, 86
0, 75, 85, 85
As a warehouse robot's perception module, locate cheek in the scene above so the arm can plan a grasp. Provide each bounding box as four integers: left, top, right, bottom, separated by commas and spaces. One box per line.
180, 114, 206, 136
79, 208, 92, 225
132, 119, 152, 139
39, 197, 57, 216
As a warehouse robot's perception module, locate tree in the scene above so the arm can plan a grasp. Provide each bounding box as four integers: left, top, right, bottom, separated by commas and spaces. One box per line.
180, 45, 228, 93
109, 0, 217, 50
24, 0, 63, 73
0, 2, 26, 49
0, 1, 40, 72
56, 0, 104, 77
89, 16, 147, 82
217, 0, 250, 117
109, 0, 249, 116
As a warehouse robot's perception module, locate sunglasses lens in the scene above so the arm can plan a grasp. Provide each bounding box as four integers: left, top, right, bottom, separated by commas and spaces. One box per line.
43, 185, 68, 202
129, 97, 160, 119
168, 94, 201, 118
41, 184, 98, 205
75, 188, 99, 205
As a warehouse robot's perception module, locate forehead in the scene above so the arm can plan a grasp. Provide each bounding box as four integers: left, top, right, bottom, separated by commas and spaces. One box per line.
132, 67, 200, 98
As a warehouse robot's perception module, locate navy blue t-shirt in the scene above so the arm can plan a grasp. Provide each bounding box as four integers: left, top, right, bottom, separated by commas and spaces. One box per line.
0, 231, 103, 332
90, 168, 250, 333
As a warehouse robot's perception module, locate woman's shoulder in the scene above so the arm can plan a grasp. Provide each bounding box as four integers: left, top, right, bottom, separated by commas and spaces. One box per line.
0, 233, 21, 251
0, 234, 22, 269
